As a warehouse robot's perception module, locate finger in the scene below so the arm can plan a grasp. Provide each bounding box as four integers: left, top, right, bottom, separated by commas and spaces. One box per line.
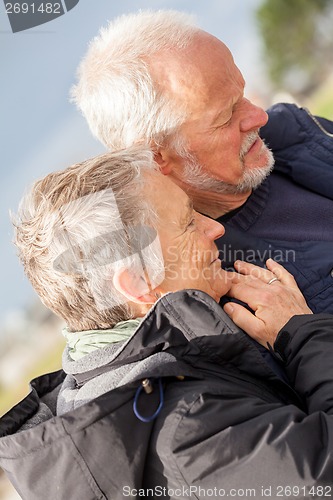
229, 272, 258, 285
230, 271, 279, 289
227, 277, 293, 317
265, 259, 298, 287
234, 260, 275, 283
227, 280, 268, 309
223, 302, 265, 344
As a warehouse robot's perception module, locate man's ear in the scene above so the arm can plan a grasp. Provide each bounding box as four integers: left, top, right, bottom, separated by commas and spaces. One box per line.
113, 268, 157, 304
153, 148, 174, 176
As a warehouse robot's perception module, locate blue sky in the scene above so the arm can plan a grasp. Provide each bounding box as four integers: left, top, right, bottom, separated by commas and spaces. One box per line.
0, 0, 265, 333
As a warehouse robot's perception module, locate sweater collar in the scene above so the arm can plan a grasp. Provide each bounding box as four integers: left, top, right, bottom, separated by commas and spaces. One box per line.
218, 178, 270, 231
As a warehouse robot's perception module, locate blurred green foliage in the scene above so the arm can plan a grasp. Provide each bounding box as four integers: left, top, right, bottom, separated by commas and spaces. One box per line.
307, 76, 333, 119
256, 0, 333, 98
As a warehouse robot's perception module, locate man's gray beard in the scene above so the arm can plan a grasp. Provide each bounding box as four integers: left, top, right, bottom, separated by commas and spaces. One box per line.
179, 133, 275, 195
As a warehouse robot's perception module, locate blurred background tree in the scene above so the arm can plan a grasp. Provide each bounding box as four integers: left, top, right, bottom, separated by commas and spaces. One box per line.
256, 0, 333, 116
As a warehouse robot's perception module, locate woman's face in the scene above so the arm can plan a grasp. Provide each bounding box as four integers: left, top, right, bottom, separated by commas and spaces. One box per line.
146, 172, 230, 302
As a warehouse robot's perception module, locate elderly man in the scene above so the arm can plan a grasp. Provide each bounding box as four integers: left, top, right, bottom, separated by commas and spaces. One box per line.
72, 9, 333, 314
1, 146, 333, 499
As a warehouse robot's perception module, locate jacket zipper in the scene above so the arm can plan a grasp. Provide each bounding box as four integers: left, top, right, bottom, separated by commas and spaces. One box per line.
304, 107, 333, 138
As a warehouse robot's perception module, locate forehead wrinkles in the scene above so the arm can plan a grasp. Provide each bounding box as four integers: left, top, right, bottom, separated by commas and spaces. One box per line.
144, 172, 190, 222
148, 33, 227, 85
149, 36, 244, 125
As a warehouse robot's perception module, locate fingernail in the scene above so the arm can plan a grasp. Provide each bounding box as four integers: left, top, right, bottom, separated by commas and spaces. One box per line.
224, 303, 234, 314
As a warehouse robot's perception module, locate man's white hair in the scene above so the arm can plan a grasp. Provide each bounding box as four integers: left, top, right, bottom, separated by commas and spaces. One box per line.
71, 10, 199, 150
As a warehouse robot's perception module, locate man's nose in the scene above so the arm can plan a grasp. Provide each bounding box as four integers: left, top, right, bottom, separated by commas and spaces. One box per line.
239, 99, 268, 132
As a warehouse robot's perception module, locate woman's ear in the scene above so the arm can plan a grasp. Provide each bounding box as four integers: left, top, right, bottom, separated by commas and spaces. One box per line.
113, 268, 158, 304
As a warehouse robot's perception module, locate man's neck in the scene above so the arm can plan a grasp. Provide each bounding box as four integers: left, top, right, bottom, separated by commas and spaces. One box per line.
184, 186, 251, 219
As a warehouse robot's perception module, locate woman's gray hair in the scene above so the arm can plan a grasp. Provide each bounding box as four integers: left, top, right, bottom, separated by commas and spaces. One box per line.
12, 146, 164, 331
71, 10, 199, 150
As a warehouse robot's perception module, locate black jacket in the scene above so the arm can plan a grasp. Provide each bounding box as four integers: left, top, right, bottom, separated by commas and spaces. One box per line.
1, 290, 333, 499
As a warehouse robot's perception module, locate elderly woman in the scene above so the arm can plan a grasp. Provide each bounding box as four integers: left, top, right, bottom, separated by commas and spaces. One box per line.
1, 147, 333, 499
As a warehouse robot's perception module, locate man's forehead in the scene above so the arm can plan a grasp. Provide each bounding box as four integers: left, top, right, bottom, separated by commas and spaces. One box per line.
150, 34, 245, 121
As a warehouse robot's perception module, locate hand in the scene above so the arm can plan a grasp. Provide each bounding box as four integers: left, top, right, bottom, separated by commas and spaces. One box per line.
223, 259, 313, 348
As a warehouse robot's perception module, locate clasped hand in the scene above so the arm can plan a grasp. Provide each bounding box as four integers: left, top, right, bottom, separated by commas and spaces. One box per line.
223, 259, 312, 349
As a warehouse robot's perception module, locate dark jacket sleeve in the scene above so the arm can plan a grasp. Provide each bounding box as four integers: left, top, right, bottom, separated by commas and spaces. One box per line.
274, 313, 333, 414
147, 314, 333, 497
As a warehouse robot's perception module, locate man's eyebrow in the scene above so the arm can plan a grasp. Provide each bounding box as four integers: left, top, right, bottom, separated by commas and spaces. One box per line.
211, 108, 228, 125
211, 92, 244, 126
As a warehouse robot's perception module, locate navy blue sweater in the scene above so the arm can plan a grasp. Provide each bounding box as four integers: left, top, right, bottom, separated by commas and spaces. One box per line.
218, 103, 333, 314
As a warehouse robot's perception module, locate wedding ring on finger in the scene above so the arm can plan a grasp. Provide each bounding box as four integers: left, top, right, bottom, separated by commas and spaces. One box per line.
267, 277, 279, 285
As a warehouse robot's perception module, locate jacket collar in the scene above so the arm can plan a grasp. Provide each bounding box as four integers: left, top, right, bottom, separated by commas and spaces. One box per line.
109, 289, 280, 381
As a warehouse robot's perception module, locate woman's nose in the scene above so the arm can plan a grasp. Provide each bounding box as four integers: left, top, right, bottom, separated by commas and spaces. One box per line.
200, 214, 225, 240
